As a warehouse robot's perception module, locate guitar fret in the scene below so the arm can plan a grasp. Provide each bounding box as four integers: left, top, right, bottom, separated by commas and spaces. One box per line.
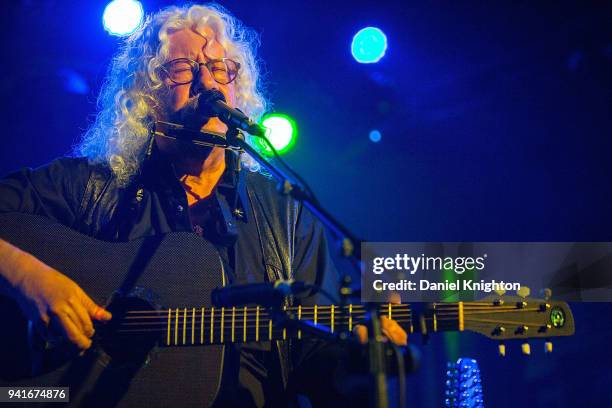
182, 308, 187, 345
314, 305, 318, 326
221, 307, 225, 343
200, 307, 205, 344
410, 304, 414, 334
243, 306, 248, 342
388, 303, 392, 319
331, 305, 334, 333
458, 302, 464, 331
349, 304, 353, 331
298, 305, 302, 339
174, 308, 179, 345
231, 306, 236, 343
256, 306, 260, 341
210, 307, 215, 344
167, 308, 172, 346
268, 319, 272, 341
191, 308, 195, 344
433, 304, 437, 332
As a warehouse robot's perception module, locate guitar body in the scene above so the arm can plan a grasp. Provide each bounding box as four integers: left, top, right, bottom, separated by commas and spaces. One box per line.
0, 213, 225, 407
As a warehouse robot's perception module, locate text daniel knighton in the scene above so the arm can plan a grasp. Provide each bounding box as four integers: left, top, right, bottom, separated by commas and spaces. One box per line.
372, 279, 521, 293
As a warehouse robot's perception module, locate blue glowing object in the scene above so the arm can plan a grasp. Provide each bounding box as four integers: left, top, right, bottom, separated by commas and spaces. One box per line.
103, 0, 144, 36
351, 27, 387, 63
369, 129, 382, 143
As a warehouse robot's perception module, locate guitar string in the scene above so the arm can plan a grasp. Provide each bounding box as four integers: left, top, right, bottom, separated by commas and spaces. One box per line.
121, 303, 540, 316
113, 316, 541, 338
113, 312, 542, 330
121, 310, 413, 319
121, 310, 414, 319
119, 311, 513, 320
114, 315, 544, 332
110, 314, 551, 341
117, 314, 415, 326
118, 308, 542, 326
115, 318, 527, 332
107, 304, 551, 338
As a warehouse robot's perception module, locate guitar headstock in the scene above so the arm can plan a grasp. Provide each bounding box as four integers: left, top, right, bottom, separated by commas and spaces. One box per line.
445, 358, 484, 408
433, 288, 575, 356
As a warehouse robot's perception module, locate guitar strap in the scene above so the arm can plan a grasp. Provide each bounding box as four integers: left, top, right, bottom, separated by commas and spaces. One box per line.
245, 179, 298, 388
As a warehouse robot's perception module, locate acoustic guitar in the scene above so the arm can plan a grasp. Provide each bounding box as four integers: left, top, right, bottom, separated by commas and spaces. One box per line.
0, 213, 575, 407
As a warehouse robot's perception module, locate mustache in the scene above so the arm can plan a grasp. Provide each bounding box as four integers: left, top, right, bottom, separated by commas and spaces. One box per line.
168, 94, 214, 130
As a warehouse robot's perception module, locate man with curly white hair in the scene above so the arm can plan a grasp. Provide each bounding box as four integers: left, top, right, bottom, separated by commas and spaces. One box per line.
0, 3, 407, 406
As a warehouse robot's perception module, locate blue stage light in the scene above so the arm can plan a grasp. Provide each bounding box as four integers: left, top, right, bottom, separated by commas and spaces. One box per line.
57, 68, 89, 95
103, 0, 144, 36
369, 129, 382, 143
351, 27, 387, 63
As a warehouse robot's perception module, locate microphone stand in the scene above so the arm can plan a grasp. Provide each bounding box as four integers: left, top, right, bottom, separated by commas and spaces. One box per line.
223, 125, 391, 408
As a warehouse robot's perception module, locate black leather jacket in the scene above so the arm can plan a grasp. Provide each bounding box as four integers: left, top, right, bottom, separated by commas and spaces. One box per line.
0, 154, 339, 400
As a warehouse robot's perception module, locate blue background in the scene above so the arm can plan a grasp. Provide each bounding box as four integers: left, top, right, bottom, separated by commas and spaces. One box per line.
1, 1, 611, 406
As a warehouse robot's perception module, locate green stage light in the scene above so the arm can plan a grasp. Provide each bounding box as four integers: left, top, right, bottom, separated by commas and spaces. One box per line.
255, 114, 297, 155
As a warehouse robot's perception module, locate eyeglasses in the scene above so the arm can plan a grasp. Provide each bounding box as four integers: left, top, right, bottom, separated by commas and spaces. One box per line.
161, 58, 241, 85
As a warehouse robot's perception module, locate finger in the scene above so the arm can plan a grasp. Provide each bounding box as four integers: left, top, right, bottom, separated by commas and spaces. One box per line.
32, 316, 50, 339
36, 307, 51, 328
381, 326, 404, 345
55, 312, 92, 350
69, 297, 95, 338
61, 305, 93, 341
79, 291, 112, 321
57, 303, 85, 336
381, 317, 407, 346
380, 317, 394, 341
382, 318, 408, 346
388, 292, 402, 304
354, 324, 368, 344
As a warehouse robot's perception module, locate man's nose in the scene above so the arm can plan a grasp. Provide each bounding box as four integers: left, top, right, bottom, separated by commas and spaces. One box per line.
191, 64, 219, 96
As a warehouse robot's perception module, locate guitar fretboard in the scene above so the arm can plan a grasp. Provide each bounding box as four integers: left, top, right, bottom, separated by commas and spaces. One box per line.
116, 304, 435, 346
112, 298, 573, 346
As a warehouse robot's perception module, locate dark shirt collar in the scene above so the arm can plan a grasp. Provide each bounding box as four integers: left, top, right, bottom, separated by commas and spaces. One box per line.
141, 148, 249, 215
137, 148, 249, 245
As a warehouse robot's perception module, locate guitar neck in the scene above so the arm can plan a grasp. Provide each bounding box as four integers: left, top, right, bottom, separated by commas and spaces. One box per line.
116, 303, 470, 347
114, 295, 575, 347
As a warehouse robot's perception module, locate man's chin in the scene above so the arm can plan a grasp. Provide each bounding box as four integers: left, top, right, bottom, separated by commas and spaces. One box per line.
155, 132, 214, 167
200, 119, 228, 137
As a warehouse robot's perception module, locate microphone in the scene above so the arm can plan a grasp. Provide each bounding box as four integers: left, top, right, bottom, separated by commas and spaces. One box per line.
197, 90, 267, 137
211, 280, 309, 307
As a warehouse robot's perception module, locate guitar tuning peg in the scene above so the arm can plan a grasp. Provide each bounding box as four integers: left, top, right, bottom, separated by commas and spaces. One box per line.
521, 342, 531, 355
540, 288, 552, 301
516, 286, 530, 299
494, 288, 505, 305
498, 342, 506, 357
544, 340, 553, 353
